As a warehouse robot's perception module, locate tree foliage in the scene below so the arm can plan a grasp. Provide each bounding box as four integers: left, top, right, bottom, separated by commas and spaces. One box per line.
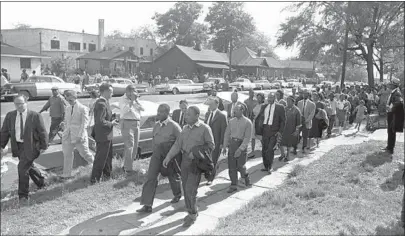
50, 56, 75, 76
205, 2, 256, 53
238, 31, 278, 59
106, 29, 126, 38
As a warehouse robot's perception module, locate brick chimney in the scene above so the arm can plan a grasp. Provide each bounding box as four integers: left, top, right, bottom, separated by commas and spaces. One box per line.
98, 19, 105, 51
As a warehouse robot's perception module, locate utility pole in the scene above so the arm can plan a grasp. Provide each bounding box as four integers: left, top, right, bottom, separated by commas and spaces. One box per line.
340, 2, 350, 88
227, 14, 234, 83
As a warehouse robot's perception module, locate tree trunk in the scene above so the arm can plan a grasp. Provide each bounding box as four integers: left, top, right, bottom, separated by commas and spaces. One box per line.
366, 43, 375, 87
379, 50, 384, 82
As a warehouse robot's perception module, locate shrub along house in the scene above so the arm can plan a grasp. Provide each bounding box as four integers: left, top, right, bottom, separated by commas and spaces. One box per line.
150, 44, 230, 79
76, 46, 140, 75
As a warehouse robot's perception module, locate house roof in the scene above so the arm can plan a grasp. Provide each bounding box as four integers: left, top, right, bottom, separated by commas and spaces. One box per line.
237, 57, 268, 67
176, 45, 229, 64
281, 60, 314, 70
76, 47, 137, 60
1, 42, 50, 58
264, 57, 284, 68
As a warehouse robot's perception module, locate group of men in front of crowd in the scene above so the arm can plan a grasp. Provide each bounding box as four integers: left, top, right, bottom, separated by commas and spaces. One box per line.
0, 78, 403, 228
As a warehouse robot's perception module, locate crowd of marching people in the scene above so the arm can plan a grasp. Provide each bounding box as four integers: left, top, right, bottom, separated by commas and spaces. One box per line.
0, 76, 403, 228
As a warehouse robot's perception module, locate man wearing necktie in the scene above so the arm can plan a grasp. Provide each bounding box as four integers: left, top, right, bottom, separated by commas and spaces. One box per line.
0, 95, 48, 204
297, 89, 316, 153
254, 92, 285, 174
204, 97, 227, 185
60, 90, 94, 179
227, 92, 247, 119
172, 100, 188, 128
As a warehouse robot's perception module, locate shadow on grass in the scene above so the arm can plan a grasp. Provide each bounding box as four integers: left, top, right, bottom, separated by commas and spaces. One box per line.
380, 166, 404, 192
361, 151, 393, 168
375, 219, 404, 236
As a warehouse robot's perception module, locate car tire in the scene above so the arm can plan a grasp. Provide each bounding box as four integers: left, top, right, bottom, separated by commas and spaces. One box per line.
172, 88, 179, 95
5, 96, 13, 102
20, 91, 31, 100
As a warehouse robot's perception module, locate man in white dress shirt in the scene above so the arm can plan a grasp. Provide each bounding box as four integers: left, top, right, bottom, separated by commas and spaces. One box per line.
119, 85, 144, 172
61, 90, 94, 179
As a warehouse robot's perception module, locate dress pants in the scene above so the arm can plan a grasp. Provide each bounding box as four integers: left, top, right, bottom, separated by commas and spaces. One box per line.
90, 140, 113, 183
327, 115, 336, 135
16, 142, 45, 199
262, 125, 278, 170
181, 155, 202, 215
49, 117, 63, 143
387, 112, 396, 152
206, 145, 221, 182
140, 145, 181, 206
121, 120, 140, 171
228, 138, 248, 186
62, 134, 94, 177
301, 118, 310, 149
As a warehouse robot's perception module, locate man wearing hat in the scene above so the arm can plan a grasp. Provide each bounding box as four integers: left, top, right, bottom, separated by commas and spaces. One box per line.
119, 84, 144, 173
382, 78, 404, 154
39, 86, 67, 144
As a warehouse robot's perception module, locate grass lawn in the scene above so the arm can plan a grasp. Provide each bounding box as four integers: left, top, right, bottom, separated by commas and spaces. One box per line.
204, 140, 404, 235
0, 157, 167, 235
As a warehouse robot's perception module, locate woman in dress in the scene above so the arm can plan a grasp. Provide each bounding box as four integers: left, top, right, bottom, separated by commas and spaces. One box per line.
309, 92, 325, 149
280, 95, 301, 161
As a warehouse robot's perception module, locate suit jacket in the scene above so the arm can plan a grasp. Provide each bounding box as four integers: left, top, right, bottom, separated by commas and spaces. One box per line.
63, 101, 90, 142
172, 109, 186, 127
388, 88, 404, 133
226, 102, 247, 119
204, 110, 227, 149
297, 99, 316, 129
0, 110, 48, 160
255, 103, 286, 137
92, 97, 114, 142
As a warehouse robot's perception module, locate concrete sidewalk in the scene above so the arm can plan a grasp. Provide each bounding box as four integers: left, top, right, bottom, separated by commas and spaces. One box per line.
57, 129, 401, 235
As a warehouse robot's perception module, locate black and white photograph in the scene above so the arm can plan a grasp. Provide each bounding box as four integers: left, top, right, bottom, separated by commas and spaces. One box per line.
0, 1, 404, 235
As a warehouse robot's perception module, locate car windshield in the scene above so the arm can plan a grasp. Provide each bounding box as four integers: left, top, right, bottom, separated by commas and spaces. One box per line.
236, 79, 245, 82
168, 80, 179, 84
257, 80, 267, 83
207, 79, 218, 82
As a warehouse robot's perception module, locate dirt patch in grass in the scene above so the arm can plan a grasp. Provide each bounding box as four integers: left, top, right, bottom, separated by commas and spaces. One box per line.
0, 157, 172, 235
204, 140, 404, 235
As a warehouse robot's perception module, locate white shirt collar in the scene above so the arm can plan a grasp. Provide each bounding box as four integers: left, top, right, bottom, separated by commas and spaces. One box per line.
186, 120, 201, 129
156, 117, 170, 126
18, 109, 28, 116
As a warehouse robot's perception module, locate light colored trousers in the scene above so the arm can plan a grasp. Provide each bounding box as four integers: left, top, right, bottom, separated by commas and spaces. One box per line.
62, 134, 94, 177
121, 119, 140, 171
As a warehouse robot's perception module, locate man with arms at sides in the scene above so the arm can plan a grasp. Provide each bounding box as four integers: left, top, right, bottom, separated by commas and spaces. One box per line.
255, 92, 286, 174
0, 95, 48, 204
227, 91, 247, 119
39, 87, 67, 145
119, 85, 144, 173
204, 97, 227, 185
163, 106, 215, 227
244, 89, 258, 157
60, 90, 94, 179
90, 83, 119, 184
297, 89, 316, 153
222, 104, 252, 193
137, 104, 182, 213
209, 89, 225, 111
172, 100, 188, 128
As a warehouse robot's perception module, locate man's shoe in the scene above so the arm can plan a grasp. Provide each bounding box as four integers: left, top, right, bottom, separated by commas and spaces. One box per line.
261, 168, 269, 172
268, 169, 272, 175
227, 186, 238, 193
182, 214, 198, 227
244, 175, 252, 187
206, 181, 212, 186
170, 196, 181, 204
136, 205, 152, 213
19, 197, 30, 206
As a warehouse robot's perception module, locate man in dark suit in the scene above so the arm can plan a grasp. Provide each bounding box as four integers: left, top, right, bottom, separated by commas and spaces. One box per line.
204, 97, 227, 185
226, 92, 247, 119
172, 100, 188, 128
90, 83, 119, 184
0, 95, 48, 203
255, 92, 286, 174
382, 78, 404, 154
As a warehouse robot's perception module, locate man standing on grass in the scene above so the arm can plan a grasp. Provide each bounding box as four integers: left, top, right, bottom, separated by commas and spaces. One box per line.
204, 97, 227, 185
119, 85, 144, 173
39, 87, 67, 145
222, 104, 252, 193
90, 83, 119, 184
60, 90, 94, 179
137, 104, 182, 213
163, 106, 215, 227
381, 78, 404, 155
0, 95, 48, 204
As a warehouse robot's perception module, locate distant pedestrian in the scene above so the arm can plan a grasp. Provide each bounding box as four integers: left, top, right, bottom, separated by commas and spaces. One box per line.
87, 90, 99, 134
354, 100, 368, 131
280, 96, 301, 161
82, 71, 89, 91
276, 89, 287, 106
222, 104, 252, 193
309, 92, 325, 148
172, 100, 188, 128
244, 89, 258, 157
30, 70, 36, 77
325, 93, 337, 138
39, 87, 67, 144
20, 69, 29, 83
336, 94, 349, 135
297, 89, 316, 153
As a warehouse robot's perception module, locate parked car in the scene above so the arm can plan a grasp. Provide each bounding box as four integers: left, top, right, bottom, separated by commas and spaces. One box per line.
155, 79, 204, 95
203, 77, 227, 92
274, 80, 288, 88
286, 79, 301, 88
229, 78, 256, 91
254, 80, 272, 90
1, 75, 81, 101
84, 78, 147, 96
269, 82, 281, 89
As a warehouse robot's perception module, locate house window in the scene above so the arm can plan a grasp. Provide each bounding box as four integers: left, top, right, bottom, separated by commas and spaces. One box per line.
89, 43, 96, 52
83, 43, 87, 50
51, 40, 60, 49
150, 48, 153, 56
20, 58, 31, 69
140, 47, 144, 55
68, 42, 81, 51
